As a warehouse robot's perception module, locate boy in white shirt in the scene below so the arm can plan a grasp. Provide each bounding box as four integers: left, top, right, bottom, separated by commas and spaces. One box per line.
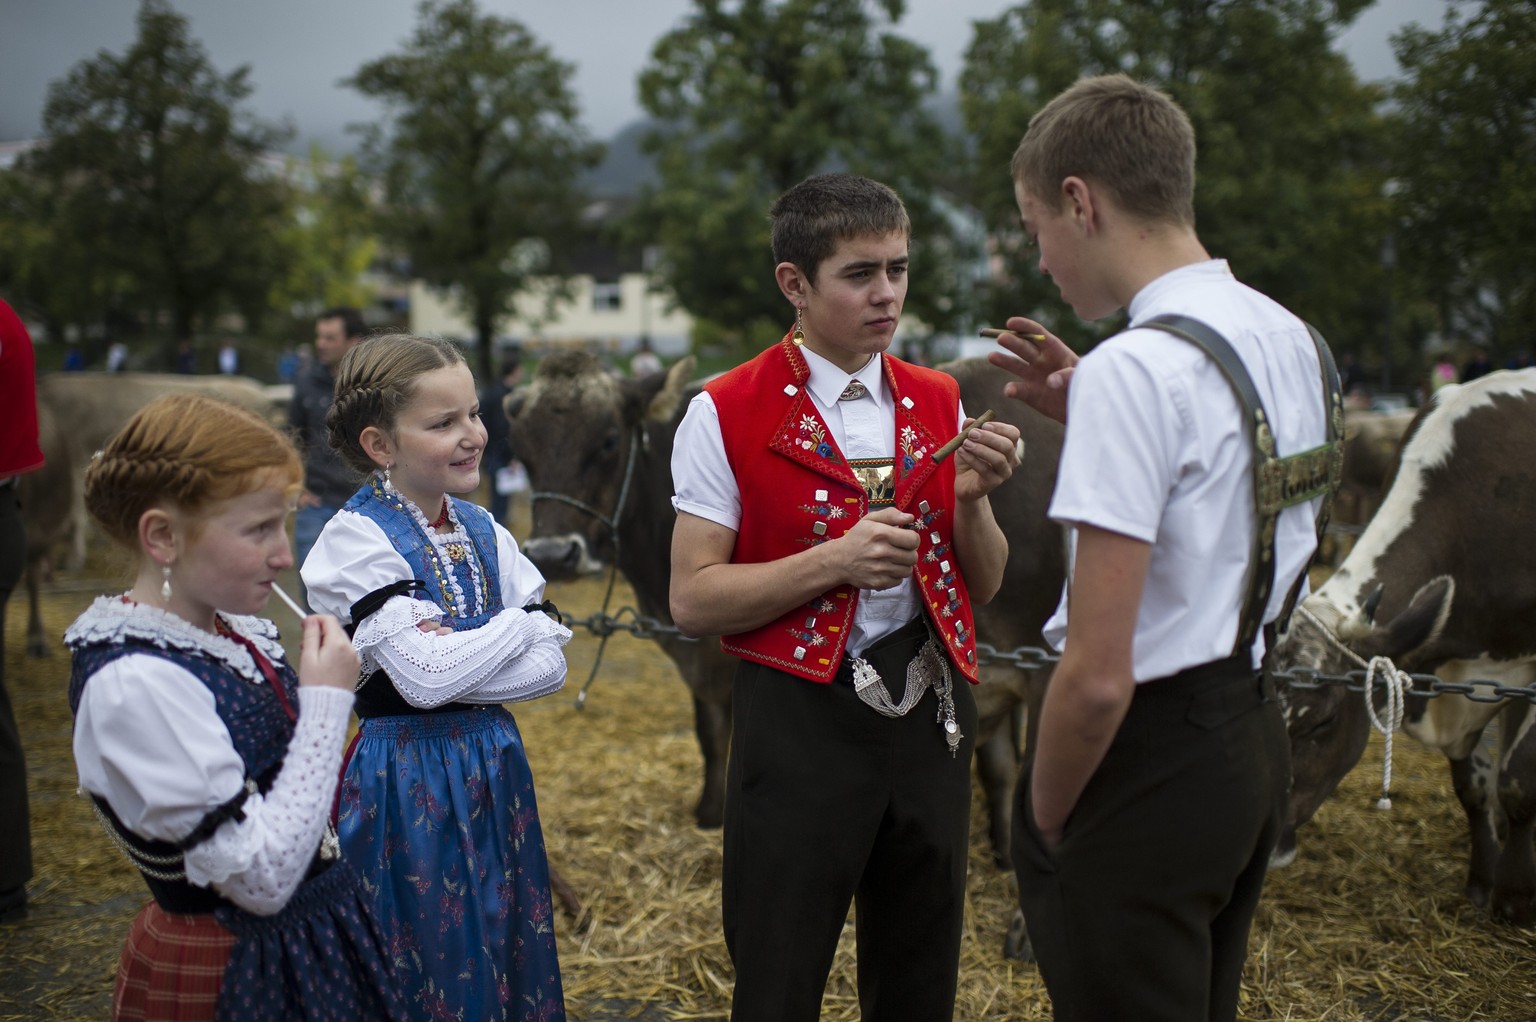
990, 74, 1334, 1022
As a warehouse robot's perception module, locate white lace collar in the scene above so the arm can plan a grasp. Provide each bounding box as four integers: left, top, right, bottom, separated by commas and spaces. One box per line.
64, 596, 290, 687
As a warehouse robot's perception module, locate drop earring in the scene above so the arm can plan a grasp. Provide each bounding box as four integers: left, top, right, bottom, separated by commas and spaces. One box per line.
160, 564, 173, 602
383, 463, 394, 491
792, 305, 806, 345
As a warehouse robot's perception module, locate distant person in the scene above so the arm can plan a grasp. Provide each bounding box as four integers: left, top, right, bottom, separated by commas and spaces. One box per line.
1337, 352, 1365, 397
1430, 355, 1458, 392
174, 340, 196, 374
1462, 349, 1493, 383
217, 339, 240, 375
0, 299, 44, 925
479, 349, 525, 526
629, 336, 663, 378
106, 342, 129, 373
288, 307, 365, 600
62, 345, 86, 371
276, 346, 300, 383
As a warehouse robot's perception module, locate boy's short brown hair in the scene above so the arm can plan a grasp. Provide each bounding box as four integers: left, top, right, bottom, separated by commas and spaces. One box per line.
1012, 74, 1196, 227
770, 173, 911, 284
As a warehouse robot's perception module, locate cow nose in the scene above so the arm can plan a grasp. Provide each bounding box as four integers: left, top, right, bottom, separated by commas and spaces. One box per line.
522, 535, 589, 579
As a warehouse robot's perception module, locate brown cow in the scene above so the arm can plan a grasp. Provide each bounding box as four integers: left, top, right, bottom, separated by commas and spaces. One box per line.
1270, 369, 1536, 925
504, 351, 1065, 872
1318, 408, 1416, 564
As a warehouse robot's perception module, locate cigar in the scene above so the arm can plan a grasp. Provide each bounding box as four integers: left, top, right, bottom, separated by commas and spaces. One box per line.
932, 409, 996, 464
980, 327, 1046, 341
270, 581, 310, 624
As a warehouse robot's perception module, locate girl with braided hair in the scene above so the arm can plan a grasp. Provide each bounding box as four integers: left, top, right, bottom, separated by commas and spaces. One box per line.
65, 394, 406, 1021
303, 332, 570, 1021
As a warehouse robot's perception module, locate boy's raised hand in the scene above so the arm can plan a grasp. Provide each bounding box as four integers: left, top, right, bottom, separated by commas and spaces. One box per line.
987, 318, 1078, 425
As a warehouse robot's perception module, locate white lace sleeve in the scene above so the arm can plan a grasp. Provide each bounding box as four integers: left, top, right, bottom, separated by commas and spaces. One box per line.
351, 595, 572, 707
182, 686, 354, 916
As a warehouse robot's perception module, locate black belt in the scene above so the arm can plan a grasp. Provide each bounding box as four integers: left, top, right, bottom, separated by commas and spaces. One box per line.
832, 615, 931, 688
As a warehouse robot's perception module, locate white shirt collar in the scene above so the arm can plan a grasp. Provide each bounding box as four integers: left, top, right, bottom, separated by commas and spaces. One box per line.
1127, 259, 1234, 324
800, 345, 885, 408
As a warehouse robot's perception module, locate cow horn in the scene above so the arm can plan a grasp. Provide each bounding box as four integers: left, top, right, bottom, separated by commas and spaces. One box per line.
647, 356, 697, 423
1361, 585, 1384, 624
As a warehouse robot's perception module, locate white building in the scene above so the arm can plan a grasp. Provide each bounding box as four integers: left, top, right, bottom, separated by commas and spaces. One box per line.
409, 270, 693, 359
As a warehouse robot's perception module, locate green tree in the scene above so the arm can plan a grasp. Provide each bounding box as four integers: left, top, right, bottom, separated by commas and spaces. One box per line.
634, 0, 969, 362
348, 0, 602, 380
1389, 0, 1535, 359
269, 146, 380, 318
959, 0, 1390, 364
29, 0, 291, 358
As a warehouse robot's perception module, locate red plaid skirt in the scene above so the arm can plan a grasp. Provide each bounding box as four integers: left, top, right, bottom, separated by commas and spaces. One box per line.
113, 901, 236, 1022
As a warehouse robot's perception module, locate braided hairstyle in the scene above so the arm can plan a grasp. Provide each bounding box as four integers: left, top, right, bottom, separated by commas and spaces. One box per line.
84, 393, 303, 547
326, 333, 466, 476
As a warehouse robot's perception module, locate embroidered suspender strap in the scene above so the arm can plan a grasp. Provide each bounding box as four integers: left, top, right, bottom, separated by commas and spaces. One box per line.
1140, 314, 1343, 656
1283, 323, 1346, 623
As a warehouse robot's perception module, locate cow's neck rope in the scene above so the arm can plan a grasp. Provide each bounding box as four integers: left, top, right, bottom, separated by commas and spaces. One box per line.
528, 425, 644, 708
1294, 604, 1413, 810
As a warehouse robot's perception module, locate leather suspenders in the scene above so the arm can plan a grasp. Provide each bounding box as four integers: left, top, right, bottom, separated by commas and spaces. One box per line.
1140, 314, 1345, 656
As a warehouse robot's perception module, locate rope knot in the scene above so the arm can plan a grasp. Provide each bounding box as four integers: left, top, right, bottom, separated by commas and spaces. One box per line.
1363, 655, 1412, 811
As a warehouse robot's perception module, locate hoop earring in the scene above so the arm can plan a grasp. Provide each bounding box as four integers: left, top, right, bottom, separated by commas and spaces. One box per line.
160, 564, 173, 602
792, 305, 806, 345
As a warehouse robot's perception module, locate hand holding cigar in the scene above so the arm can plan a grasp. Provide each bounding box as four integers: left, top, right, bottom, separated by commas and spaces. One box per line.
980, 327, 1045, 342
932, 409, 996, 464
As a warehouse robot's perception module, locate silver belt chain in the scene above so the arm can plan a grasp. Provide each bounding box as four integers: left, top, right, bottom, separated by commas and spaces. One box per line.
847, 638, 963, 757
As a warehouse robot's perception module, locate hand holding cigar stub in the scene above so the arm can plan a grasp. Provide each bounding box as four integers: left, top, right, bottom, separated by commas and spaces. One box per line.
932, 409, 995, 464
980, 327, 1046, 341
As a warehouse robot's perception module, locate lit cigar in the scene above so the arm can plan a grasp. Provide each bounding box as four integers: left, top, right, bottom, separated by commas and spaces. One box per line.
271, 581, 310, 624
931, 409, 996, 464
980, 327, 1046, 341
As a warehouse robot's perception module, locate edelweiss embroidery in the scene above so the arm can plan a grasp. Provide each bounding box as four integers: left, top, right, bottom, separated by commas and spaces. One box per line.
796, 414, 841, 463
899, 425, 929, 471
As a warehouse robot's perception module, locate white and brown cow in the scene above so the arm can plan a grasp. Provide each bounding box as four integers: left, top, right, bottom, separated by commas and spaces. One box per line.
1270, 368, 1536, 925
504, 350, 1066, 869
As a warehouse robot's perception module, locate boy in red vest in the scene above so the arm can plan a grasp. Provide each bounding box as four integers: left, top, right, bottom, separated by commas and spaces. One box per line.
669, 173, 1020, 1021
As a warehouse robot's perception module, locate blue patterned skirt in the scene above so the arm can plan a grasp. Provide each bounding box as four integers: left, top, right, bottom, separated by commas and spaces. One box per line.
337, 706, 565, 1022
213, 858, 406, 1020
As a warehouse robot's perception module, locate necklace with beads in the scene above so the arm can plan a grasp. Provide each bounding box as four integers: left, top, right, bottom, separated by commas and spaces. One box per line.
372, 477, 488, 618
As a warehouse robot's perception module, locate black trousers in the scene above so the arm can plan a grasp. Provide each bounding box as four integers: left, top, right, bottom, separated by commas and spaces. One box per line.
722, 622, 978, 1022
1014, 656, 1290, 1022
0, 482, 33, 896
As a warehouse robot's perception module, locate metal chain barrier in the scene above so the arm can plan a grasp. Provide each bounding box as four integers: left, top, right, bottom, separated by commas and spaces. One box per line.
554, 609, 1536, 705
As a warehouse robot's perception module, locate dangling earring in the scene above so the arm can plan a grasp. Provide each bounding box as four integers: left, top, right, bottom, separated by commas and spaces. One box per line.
160, 564, 173, 602
382, 463, 394, 491
792, 305, 806, 345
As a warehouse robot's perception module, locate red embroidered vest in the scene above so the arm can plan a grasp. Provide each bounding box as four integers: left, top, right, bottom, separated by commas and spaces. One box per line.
0, 300, 44, 479
704, 332, 979, 685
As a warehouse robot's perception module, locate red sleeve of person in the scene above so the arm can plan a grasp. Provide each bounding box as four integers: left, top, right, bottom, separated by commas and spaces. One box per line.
0, 299, 45, 481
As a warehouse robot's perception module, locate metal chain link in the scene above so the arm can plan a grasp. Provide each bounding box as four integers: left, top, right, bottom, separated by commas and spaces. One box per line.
554, 610, 1536, 706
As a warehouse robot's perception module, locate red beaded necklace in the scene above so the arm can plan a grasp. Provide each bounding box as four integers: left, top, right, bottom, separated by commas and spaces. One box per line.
427, 496, 450, 530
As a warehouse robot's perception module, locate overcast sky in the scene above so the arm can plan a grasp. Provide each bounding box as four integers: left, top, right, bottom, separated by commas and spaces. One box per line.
0, 0, 1453, 150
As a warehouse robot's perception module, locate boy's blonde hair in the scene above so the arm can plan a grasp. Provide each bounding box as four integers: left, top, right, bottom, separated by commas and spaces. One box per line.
84, 394, 302, 546
1012, 74, 1196, 227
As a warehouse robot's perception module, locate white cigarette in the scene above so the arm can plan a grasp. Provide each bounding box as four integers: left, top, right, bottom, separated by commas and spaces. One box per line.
271, 582, 309, 622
